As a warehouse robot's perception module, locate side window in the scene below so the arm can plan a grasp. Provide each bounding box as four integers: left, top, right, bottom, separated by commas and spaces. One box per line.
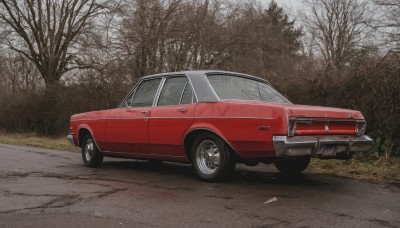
121, 94, 131, 108
122, 90, 135, 108
157, 77, 188, 106
129, 78, 161, 107
180, 82, 193, 105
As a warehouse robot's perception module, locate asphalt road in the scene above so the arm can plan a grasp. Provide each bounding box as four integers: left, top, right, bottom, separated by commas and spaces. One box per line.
0, 143, 399, 228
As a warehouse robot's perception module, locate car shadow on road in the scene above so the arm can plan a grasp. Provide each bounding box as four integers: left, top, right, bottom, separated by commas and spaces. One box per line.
102, 160, 195, 177
100, 160, 339, 189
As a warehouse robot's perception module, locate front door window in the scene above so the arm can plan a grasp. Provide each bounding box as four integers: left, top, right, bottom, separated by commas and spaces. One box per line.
128, 78, 162, 108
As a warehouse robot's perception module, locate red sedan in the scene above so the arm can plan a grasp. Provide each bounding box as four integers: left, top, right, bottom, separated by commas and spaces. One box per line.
68, 71, 373, 181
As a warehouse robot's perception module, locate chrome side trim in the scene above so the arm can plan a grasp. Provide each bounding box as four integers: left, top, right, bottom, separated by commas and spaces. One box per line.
71, 116, 275, 121
273, 135, 373, 158
101, 151, 186, 158
67, 133, 75, 146
71, 118, 149, 121
153, 77, 166, 107
192, 116, 274, 120
294, 117, 363, 122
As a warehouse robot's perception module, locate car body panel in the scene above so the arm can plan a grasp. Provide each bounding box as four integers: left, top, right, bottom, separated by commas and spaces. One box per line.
70, 111, 107, 149
189, 101, 287, 158
103, 108, 150, 153
69, 70, 373, 163
149, 103, 196, 157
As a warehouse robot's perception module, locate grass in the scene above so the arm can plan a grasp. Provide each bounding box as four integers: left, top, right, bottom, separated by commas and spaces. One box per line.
307, 157, 400, 184
0, 132, 398, 184
0, 132, 79, 152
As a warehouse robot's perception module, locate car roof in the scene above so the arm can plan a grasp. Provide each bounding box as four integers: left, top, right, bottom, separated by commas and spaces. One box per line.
140, 70, 270, 84
125, 70, 271, 103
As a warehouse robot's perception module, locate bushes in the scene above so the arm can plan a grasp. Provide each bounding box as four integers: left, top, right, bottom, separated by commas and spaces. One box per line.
271, 57, 400, 158
0, 0, 397, 160
0, 56, 398, 158
0, 81, 131, 135
0, 91, 41, 132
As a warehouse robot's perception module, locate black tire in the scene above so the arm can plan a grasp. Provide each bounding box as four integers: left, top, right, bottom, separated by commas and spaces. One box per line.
274, 156, 310, 175
81, 133, 103, 168
191, 133, 236, 182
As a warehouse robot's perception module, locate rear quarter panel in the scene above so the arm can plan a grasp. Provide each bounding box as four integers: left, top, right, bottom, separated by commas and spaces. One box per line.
191, 101, 288, 158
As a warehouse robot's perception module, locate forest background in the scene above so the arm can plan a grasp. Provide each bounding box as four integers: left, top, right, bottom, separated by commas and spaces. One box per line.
0, 0, 398, 163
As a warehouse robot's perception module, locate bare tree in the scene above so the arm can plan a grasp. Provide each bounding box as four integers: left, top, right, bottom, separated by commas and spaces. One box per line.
222, 1, 302, 79
0, 0, 105, 87
301, 0, 371, 73
0, 52, 42, 94
0, 0, 107, 134
374, 0, 400, 48
117, 0, 245, 78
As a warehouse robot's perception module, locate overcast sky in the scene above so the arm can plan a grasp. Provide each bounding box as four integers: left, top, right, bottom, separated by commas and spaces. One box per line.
259, 0, 303, 18
271, 0, 302, 9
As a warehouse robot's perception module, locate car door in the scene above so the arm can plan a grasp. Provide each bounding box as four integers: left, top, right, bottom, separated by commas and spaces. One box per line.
104, 78, 162, 154
149, 76, 196, 158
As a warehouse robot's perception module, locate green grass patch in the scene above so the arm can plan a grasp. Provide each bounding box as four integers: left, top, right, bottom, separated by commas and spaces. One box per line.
307, 158, 400, 184
0, 132, 79, 152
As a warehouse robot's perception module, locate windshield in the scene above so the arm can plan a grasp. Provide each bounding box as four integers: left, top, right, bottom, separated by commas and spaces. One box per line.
207, 75, 290, 104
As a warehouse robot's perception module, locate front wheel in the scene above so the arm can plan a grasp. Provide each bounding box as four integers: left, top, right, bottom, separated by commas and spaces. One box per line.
82, 133, 103, 168
191, 133, 236, 182
274, 156, 310, 175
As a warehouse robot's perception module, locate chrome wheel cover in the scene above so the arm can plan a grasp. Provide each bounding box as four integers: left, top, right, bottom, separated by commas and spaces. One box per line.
196, 139, 220, 175
84, 139, 94, 162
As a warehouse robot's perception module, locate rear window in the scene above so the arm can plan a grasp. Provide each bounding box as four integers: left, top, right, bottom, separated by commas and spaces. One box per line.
207, 75, 289, 104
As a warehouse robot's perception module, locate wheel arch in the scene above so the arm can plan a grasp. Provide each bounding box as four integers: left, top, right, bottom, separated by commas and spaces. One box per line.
182, 128, 239, 162
78, 126, 102, 152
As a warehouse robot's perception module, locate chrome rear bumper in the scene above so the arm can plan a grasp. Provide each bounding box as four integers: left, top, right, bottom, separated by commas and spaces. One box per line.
273, 135, 373, 158
67, 133, 75, 146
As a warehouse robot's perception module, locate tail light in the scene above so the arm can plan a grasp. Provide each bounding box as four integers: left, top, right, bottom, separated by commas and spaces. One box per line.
288, 117, 313, 136
355, 120, 366, 136
288, 117, 297, 136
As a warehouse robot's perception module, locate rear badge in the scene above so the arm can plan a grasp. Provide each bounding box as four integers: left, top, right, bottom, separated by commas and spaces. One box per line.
325, 124, 329, 134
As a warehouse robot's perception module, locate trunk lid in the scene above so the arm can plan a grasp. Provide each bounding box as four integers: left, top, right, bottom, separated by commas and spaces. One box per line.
288, 104, 363, 119
287, 104, 365, 136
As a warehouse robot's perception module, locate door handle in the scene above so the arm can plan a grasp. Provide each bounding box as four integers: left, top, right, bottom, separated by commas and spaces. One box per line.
178, 109, 187, 114
140, 110, 150, 116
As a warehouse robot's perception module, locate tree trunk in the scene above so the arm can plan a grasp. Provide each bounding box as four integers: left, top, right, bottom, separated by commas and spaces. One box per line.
38, 82, 62, 136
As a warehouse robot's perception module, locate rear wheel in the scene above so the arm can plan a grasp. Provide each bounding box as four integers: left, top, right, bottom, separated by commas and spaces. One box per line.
274, 156, 310, 174
191, 133, 236, 182
81, 133, 103, 168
